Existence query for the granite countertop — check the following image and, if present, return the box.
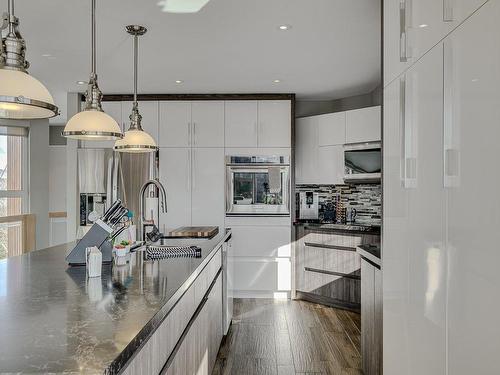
[0,230,231,374]
[356,243,381,267]
[294,221,381,234]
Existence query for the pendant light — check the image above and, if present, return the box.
[114,25,157,153]
[0,0,58,119]
[62,0,122,141]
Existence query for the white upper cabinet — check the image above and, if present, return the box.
[121,101,159,143]
[318,145,344,185]
[446,0,488,30]
[257,100,291,147]
[191,101,224,147]
[159,101,191,147]
[224,101,258,147]
[346,106,381,144]
[295,116,319,185]
[318,112,346,146]
[225,100,291,148]
[191,148,225,230]
[159,147,192,230]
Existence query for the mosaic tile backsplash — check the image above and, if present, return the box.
[296,184,382,226]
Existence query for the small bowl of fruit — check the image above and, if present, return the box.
[114,240,131,257]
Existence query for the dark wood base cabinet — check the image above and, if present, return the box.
[294,225,379,312]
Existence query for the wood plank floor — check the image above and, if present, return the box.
[212,298,362,375]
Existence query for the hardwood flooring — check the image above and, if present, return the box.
[212,298,362,375]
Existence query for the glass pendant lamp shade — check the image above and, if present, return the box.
[63,109,123,140]
[62,0,122,141]
[114,129,157,153]
[0,0,58,119]
[114,25,157,153]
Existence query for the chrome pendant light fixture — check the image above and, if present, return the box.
[62,0,122,140]
[0,0,58,119]
[114,25,157,153]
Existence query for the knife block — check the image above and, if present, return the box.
[66,220,114,266]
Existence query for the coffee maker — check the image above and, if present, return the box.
[299,191,319,220]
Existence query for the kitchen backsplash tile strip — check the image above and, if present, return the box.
[296,184,382,226]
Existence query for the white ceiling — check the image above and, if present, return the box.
[4,0,381,122]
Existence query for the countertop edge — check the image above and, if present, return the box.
[356,245,381,268]
[109,230,232,375]
[294,222,381,235]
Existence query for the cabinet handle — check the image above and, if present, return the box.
[400,0,412,62]
[187,148,191,192]
[443,0,454,22]
[443,41,459,187]
[399,76,407,186]
[192,148,196,190]
[255,122,259,146]
[193,122,197,146]
[188,122,191,146]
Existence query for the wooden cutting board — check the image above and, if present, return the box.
[168,226,219,238]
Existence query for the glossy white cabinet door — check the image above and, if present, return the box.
[446,0,488,28]
[345,106,381,143]
[230,225,291,258]
[295,116,319,184]
[318,112,346,146]
[257,100,291,147]
[445,2,500,374]
[382,75,411,375]
[318,145,344,185]
[121,101,159,143]
[158,148,192,231]
[224,101,258,147]
[384,0,411,87]
[406,44,447,375]
[191,101,224,147]
[191,148,225,231]
[159,101,191,147]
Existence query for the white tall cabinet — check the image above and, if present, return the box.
[383,1,500,374]
[158,101,225,232]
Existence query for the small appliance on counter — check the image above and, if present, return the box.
[298,191,319,220]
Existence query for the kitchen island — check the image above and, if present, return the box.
[0,230,231,374]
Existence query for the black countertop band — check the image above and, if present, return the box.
[294,222,381,235]
[0,230,231,374]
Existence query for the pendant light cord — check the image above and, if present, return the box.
[91,0,96,77]
[7,0,14,34]
[133,33,138,107]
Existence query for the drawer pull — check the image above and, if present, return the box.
[304,242,357,252]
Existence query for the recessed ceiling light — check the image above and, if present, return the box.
[175,80,183,84]
[419,24,428,28]
[76,81,87,85]
[273,79,281,83]
[278,25,291,31]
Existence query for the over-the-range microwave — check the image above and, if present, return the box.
[344,141,381,183]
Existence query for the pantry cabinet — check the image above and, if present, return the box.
[225,100,291,148]
[295,116,319,184]
[383,1,500,374]
[159,101,191,147]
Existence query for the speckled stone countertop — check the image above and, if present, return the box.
[0,230,231,374]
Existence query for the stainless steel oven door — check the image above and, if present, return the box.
[226,164,290,216]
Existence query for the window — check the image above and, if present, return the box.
[0,126,29,260]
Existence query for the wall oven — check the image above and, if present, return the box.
[344,142,381,183]
[226,155,290,216]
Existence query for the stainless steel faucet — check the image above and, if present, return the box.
[139,178,167,241]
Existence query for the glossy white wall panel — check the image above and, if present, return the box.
[446,2,500,373]
[232,258,291,294]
